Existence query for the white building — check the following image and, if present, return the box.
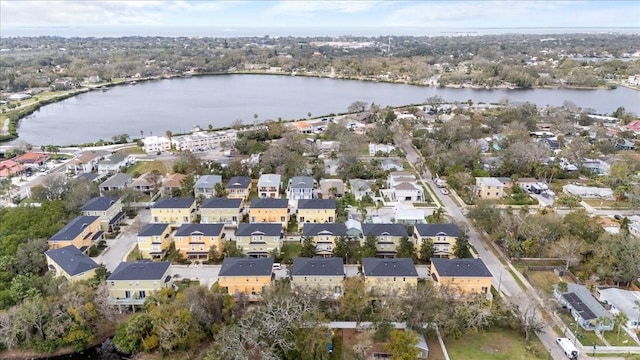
[387,171,423,202]
[562,184,614,199]
[142,136,172,153]
[170,130,237,153]
[369,143,396,156]
[598,288,640,329]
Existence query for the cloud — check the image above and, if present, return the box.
[266,0,385,16]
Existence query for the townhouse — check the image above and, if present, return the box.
[174,223,225,260]
[413,224,461,258]
[218,257,274,298]
[257,174,282,198]
[249,198,289,227]
[296,199,336,231]
[137,223,172,259]
[290,257,345,298]
[99,173,133,195]
[97,152,131,175]
[302,223,347,257]
[48,215,103,252]
[45,245,98,282]
[150,198,197,227]
[200,197,243,225]
[362,258,418,296]
[225,176,252,200]
[79,196,124,232]
[430,258,493,300]
[193,175,223,199]
[107,261,172,308]
[287,176,316,201]
[362,223,408,258]
[474,177,505,200]
[235,223,283,258]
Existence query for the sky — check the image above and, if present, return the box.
[1,0,639,37]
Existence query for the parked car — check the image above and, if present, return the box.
[440,188,450,195]
[614,214,622,220]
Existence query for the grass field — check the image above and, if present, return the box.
[526,271,561,296]
[557,312,604,346]
[445,328,548,360]
[125,160,171,176]
[603,328,639,347]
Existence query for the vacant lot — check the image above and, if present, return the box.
[445,328,548,360]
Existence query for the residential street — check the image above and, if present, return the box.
[95,209,150,272]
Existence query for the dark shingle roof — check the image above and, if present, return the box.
[138,223,171,237]
[250,198,288,209]
[108,261,171,281]
[431,258,492,278]
[362,223,408,237]
[362,258,418,277]
[80,196,120,212]
[298,199,336,210]
[291,258,345,276]
[201,197,243,209]
[236,223,282,237]
[152,197,195,209]
[415,224,461,237]
[225,176,251,189]
[46,245,97,276]
[50,216,100,241]
[302,223,346,237]
[219,257,273,277]
[175,223,224,237]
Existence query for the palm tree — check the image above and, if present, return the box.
[597,316,612,333]
[614,312,629,340]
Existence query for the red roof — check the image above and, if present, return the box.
[14,152,49,164]
[624,120,640,132]
[0,159,25,177]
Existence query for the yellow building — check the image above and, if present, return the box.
[218,257,273,299]
[137,223,172,259]
[174,223,225,260]
[296,199,336,231]
[430,258,493,299]
[301,223,346,257]
[80,196,125,232]
[362,258,418,296]
[413,224,461,258]
[475,177,505,200]
[48,215,103,252]
[225,176,252,200]
[107,261,172,308]
[45,245,98,282]
[235,223,283,258]
[200,198,243,225]
[290,257,345,299]
[249,198,289,227]
[150,197,197,227]
[362,224,408,258]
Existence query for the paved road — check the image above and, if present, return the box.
[95,209,150,272]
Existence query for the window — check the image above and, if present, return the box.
[280,216,286,222]
[139,291,146,298]
[125,290,131,299]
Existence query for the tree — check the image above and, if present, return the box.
[614,312,628,340]
[300,236,317,258]
[384,329,419,360]
[427,207,446,223]
[513,296,545,341]
[467,200,501,234]
[551,236,582,270]
[339,277,369,326]
[597,316,613,333]
[348,101,368,113]
[179,174,195,197]
[92,264,111,284]
[419,238,435,263]
[213,182,227,198]
[332,236,352,263]
[453,228,472,258]
[361,235,378,258]
[14,238,48,275]
[396,237,416,261]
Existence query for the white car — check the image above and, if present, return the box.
[440,188,450,195]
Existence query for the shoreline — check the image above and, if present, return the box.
[0,71,636,146]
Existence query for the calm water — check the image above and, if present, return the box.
[13,74,640,146]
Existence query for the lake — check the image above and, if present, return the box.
[12,74,640,146]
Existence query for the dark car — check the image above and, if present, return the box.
[614,214,622,221]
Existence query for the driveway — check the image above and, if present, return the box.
[95,209,150,272]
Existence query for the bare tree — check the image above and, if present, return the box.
[551,236,583,270]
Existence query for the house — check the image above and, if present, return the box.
[287,176,317,201]
[554,283,613,331]
[235,223,283,258]
[79,196,124,232]
[430,258,493,300]
[368,143,395,156]
[290,258,345,298]
[193,175,223,199]
[200,197,243,225]
[598,288,640,329]
[48,215,103,252]
[615,139,636,151]
[107,261,172,307]
[162,173,186,196]
[257,174,282,198]
[66,151,101,174]
[349,179,375,200]
[381,158,403,172]
[218,257,273,298]
[14,152,49,167]
[0,159,25,179]
[99,173,133,195]
[77,172,101,183]
[562,184,614,199]
[225,176,252,200]
[318,179,345,199]
[362,223,408,258]
[296,199,337,231]
[362,258,418,296]
[137,223,172,259]
[249,198,289,227]
[45,245,98,282]
[345,218,364,241]
[475,177,505,200]
[174,223,225,260]
[387,172,423,201]
[141,135,172,153]
[150,197,197,226]
[302,223,347,257]
[414,224,461,258]
[97,152,130,175]
[582,159,611,176]
[131,172,160,193]
[623,120,640,135]
[291,121,314,134]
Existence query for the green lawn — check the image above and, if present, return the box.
[557,312,604,346]
[125,160,170,176]
[508,268,528,291]
[445,328,548,360]
[603,329,639,347]
[526,271,561,296]
[280,242,301,264]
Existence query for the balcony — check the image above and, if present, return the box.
[108,297,146,305]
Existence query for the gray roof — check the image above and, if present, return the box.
[236,223,283,237]
[362,258,418,277]
[50,215,100,241]
[200,197,243,209]
[46,245,98,276]
[415,224,461,237]
[258,174,281,187]
[100,173,132,188]
[175,223,224,237]
[194,175,222,189]
[152,197,195,209]
[138,223,171,237]
[250,198,288,209]
[559,283,611,321]
[289,176,315,189]
[219,257,273,277]
[99,152,127,165]
[298,199,336,210]
[225,176,251,189]
[431,258,492,278]
[291,258,345,276]
[362,223,408,237]
[77,173,101,182]
[80,196,120,212]
[108,261,171,281]
[302,223,346,237]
